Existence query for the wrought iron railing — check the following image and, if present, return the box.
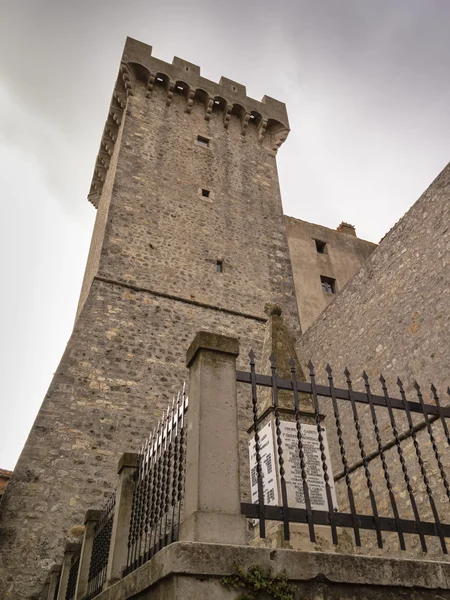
[239,351,450,554]
[85,493,116,600]
[123,386,188,576]
[65,543,82,600]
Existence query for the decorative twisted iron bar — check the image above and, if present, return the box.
[124,385,188,576]
[239,353,450,554]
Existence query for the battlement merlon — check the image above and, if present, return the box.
[88,37,290,207]
[122,37,290,127]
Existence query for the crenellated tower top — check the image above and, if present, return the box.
[88,37,290,207]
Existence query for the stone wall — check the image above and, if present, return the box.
[285,217,376,331]
[0,38,299,599]
[90,541,450,600]
[297,161,450,401]
[296,162,450,558]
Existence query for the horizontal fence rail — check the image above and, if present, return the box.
[239,350,450,555]
[85,493,116,600]
[124,386,188,576]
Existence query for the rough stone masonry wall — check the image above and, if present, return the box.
[296,161,450,558]
[0,39,299,599]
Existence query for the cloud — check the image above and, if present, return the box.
[1,0,450,468]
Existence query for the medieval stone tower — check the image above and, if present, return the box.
[0,37,301,598]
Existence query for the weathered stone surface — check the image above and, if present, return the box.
[0,38,299,599]
[285,216,377,332]
[90,541,450,600]
[297,162,450,560]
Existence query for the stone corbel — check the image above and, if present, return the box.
[146,74,156,97]
[120,64,134,97]
[205,98,214,121]
[185,89,195,114]
[223,104,232,129]
[101,138,114,156]
[105,120,119,142]
[258,118,268,141]
[272,128,289,151]
[95,165,107,183]
[166,81,175,107]
[109,107,122,127]
[241,112,250,136]
[98,151,111,170]
[113,90,126,109]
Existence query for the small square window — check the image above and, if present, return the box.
[201,189,210,198]
[216,260,223,273]
[320,276,336,294]
[197,135,209,148]
[315,239,327,254]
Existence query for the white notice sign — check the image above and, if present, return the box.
[248,419,338,512]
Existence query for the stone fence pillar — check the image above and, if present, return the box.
[74,509,101,600]
[46,565,61,600]
[56,542,78,600]
[179,331,246,545]
[106,452,139,587]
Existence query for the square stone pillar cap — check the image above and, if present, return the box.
[64,541,80,553]
[118,452,140,473]
[84,509,103,524]
[51,565,62,573]
[186,331,239,367]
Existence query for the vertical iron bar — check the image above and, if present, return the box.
[414,381,450,503]
[270,353,290,541]
[397,378,447,554]
[170,393,180,544]
[345,367,383,548]
[158,410,169,549]
[163,401,175,548]
[151,420,163,557]
[176,386,187,542]
[290,358,315,543]
[363,371,406,551]
[307,360,338,545]
[141,432,153,563]
[326,363,360,546]
[380,374,426,552]
[432,384,450,446]
[249,349,266,538]
[137,436,149,566]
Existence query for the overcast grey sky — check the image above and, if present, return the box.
[1,0,450,470]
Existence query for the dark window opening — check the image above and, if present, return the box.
[185,66,189,71]
[315,239,327,254]
[197,135,209,148]
[216,260,223,273]
[201,189,210,198]
[321,276,336,294]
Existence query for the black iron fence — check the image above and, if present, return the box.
[85,493,116,600]
[65,543,82,600]
[123,386,188,576]
[239,351,450,554]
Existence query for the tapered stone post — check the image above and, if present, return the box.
[46,565,61,600]
[179,331,246,545]
[74,509,101,599]
[56,543,78,600]
[105,452,139,587]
